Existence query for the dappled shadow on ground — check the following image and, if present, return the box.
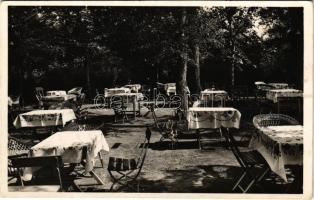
[73,164,301,194]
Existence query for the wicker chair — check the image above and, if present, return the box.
[8,137,31,184]
[253,114,299,130]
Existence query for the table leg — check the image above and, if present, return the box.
[98,152,105,168]
[196,129,201,150]
[298,98,301,122]
[133,98,136,119]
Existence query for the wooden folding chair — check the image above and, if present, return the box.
[221,127,270,193]
[107,128,151,191]
[9,156,64,192]
[149,105,178,149]
[111,100,128,123]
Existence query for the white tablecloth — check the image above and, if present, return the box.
[200,90,228,101]
[249,125,303,182]
[125,84,141,93]
[268,83,289,89]
[107,87,131,95]
[46,90,67,96]
[108,92,144,100]
[23,131,110,180]
[41,94,77,102]
[13,109,76,128]
[254,81,266,86]
[266,89,303,103]
[187,107,241,129]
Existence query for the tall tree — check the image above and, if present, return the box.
[177,8,189,112]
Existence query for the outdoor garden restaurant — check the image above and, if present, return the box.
[8,82,303,193]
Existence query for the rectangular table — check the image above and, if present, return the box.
[13,109,76,128]
[187,107,241,149]
[200,90,228,107]
[266,89,303,103]
[249,125,303,182]
[108,93,144,119]
[106,87,131,96]
[42,94,77,102]
[124,84,141,93]
[187,107,241,129]
[268,83,289,89]
[266,89,303,120]
[23,130,110,181]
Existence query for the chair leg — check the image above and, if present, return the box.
[232,171,247,191]
[233,167,270,193]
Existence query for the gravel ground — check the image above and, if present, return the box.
[8,107,302,193]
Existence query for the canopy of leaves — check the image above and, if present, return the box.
[8,6,303,101]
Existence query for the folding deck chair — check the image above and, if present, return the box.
[107,128,151,191]
[221,127,270,193]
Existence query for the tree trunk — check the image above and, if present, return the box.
[194,44,202,94]
[177,8,188,113]
[85,59,91,98]
[112,66,118,86]
[227,13,235,88]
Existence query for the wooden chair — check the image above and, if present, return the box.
[68,87,83,95]
[9,95,22,111]
[148,105,178,149]
[221,127,270,193]
[34,87,44,108]
[9,156,64,192]
[253,114,299,130]
[106,128,151,191]
[111,99,128,123]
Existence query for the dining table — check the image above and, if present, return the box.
[266,89,303,120]
[106,87,131,96]
[41,90,77,108]
[22,130,110,182]
[268,83,289,89]
[109,93,144,119]
[249,125,303,182]
[124,84,141,93]
[200,90,228,107]
[13,109,76,129]
[187,107,241,149]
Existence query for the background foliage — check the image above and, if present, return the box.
[8,6,303,102]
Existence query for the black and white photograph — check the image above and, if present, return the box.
[1,1,313,199]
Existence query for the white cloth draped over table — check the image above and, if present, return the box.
[249,125,303,182]
[23,131,110,181]
[268,83,289,89]
[266,89,303,103]
[42,90,77,102]
[187,107,241,130]
[46,90,67,96]
[106,87,131,96]
[124,84,141,93]
[13,109,76,128]
[200,90,228,101]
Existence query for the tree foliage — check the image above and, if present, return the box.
[8,6,303,102]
